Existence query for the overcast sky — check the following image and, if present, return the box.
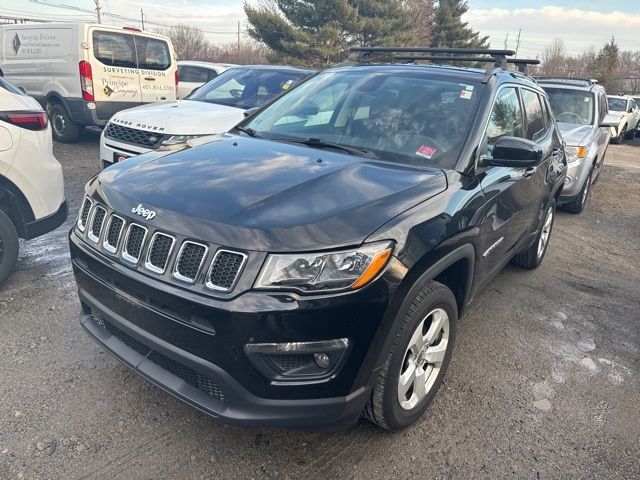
[2,1,639,58]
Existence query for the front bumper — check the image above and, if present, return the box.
[70,232,402,430]
[559,156,590,201]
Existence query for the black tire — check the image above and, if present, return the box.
[562,168,592,214]
[0,209,19,285]
[511,199,556,269]
[50,103,80,143]
[362,281,457,431]
[612,125,626,144]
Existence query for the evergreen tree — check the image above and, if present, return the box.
[591,36,620,88]
[244,0,412,67]
[430,0,489,49]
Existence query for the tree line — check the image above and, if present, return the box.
[158,0,640,94]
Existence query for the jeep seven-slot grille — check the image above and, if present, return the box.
[105,123,169,148]
[90,310,226,403]
[77,198,246,292]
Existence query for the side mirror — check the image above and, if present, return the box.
[600,113,621,128]
[479,136,543,168]
[18,86,27,94]
[243,107,259,118]
[293,102,319,116]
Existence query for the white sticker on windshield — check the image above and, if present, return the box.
[460,90,473,100]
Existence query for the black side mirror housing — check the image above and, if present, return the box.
[479,136,543,168]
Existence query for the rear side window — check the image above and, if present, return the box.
[521,89,546,141]
[180,66,211,83]
[93,31,171,70]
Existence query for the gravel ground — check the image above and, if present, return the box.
[0,131,638,480]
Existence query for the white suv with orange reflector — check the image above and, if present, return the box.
[0,76,67,284]
[0,22,177,143]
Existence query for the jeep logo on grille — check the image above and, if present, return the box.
[132,204,157,221]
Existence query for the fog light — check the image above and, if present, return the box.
[314,353,330,368]
[564,175,574,188]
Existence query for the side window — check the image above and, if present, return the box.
[208,70,219,82]
[630,99,637,111]
[136,38,171,71]
[486,87,523,145]
[598,92,607,122]
[521,89,546,141]
[180,66,209,83]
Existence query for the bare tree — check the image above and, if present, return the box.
[539,38,569,77]
[155,24,212,61]
[211,41,271,65]
[406,0,435,47]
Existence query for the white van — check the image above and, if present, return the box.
[0,23,177,143]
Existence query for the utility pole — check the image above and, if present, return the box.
[140,9,145,30]
[504,33,509,50]
[93,0,101,24]
[515,29,522,58]
[237,21,240,59]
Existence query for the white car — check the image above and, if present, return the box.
[607,95,640,143]
[177,60,237,99]
[0,76,67,284]
[99,65,316,169]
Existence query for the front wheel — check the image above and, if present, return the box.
[562,168,592,214]
[612,125,626,144]
[362,281,457,431]
[0,209,19,285]
[50,103,80,143]
[511,199,556,269]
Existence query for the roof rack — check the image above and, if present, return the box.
[535,77,599,87]
[350,47,540,72]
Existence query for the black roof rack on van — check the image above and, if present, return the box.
[535,77,599,87]
[350,47,539,73]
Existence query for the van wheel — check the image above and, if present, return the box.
[50,103,80,143]
[0,210,19,285]
[362,281,457,431]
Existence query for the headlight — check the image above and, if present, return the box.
[160,135,202,146]
[564,146,586,163]
[255,242,394,292]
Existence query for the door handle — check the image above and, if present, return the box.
[144,77,156,81]
[524,166,538,177]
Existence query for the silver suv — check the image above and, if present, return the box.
[538,78,617,214]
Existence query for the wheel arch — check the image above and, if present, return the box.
[0,177,36,239]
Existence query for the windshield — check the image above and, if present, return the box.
[544,88,595,125]
[607,97,627,112]
[243,69,482,168]
[187,67,312,109]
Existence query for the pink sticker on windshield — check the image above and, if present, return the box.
[416,145,437,159]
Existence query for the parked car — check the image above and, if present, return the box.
[0,22,177,143]
[70,48,566,431]
[607,95,640,143]
[0,76,67,284]
[538,78,618,213]
[177,60,237,99]
[99,65,317,169]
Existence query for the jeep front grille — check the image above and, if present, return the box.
[105,123,169,148]
[206,250,247,292]
[145,232,175,274]
[77,198,247,293]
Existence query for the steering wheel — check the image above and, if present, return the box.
[556,112,583,124]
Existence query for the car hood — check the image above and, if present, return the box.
[94,135,447,251]
[108,101,246,135]
[556,123,594,146]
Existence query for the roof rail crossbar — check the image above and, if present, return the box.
[394,55,540,73]
[508,59,541,74]
[535,77,599,86]
[351,47,515,67]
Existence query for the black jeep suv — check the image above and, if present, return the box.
[69,48,566,431]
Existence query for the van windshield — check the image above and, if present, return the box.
[93,31,171,70]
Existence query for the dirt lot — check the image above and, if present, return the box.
[0,133,638,480]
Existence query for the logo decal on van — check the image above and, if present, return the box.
[11,34,21,56]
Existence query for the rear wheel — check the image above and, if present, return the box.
[511,200,555,269]
[0,210,19,285]
[563,168,592,214]
[50,103,80,143]
[362,281,457,431]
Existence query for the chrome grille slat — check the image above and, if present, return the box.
[145,232,175,274]
[78,197,93,232]
[206,250,247,292]
[122,223,148,264]
[87,205,107,243]
[103,215,125,254]
[174,241,208,283]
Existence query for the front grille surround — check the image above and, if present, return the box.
[103,214,125,254]
[173,241,208,284]
[122,223,148,265]
[77,197,93,232]
[87,205,107,244]
[144,232,176,274]
[205,250,247,292]
[105,122,170,149]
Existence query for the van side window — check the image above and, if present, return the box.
[93,32,136,68]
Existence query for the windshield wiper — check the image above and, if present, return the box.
[286,137,371,157]
[235,126,262,138]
